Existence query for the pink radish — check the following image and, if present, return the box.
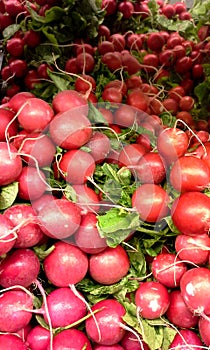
[0,214,16,255]
[17,166,47,201]
[120,330,150,350]
[0,333,28,349]
[71,184,100,214]
[198,315,210,346]
[26,325,50,350]
[0,108,18,141]
[52,89,88,114]
[175,233,210,265]
[48,329,92,350]
[84,131,111,164]
[169,329,203,350]
[0,142,22,186]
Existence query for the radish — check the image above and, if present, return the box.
[132,184,170,223]
[4,203,44,248]
[49,107,92,150]
[135,281,170,319]
[59,149,96,185]
[48,329,92,350]
[102,87,123,103]
[42,287,86,328]
[0,333,28,350]
[85,299,126,345]
[0,214,16,255]
[17,98,54,132]
[118,1,134,19]
[198,316,210,346]
[43,241,88,286]
[175,233,210,266]
[38,198,81,239]
[94,345,124,350]
[109,33,126,52]
[0,108,18,141]
[17,166,47,201]
[171,192,210,236]
[76,52,95,74]
[101,52,122,72]
[151,252,187,288]
[135,152,167,184]
[120,330,150,350]
[121,52,141,75]
[0,142,22,186]
[70,184,100,214]
[52,89,88,114]
[8,91,35,113]
[0,290,33,333]
[126,89,148,112]
[24,29,41,48]
[89,245,130,285]
[114,104,138,128]
[166,289,199,329]
[146,32,165,52]
[169,329,203,350]
[84,131,111,164]
[118,143,148,168]
[75,74,96,93]
[0,248,40,288]
[98,41,115,55]
[169,155,210,192]
[180,267,210,315]
[26,325,50,350]
[75,212,107,254]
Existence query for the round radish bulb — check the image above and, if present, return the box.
[8,91,35,113]
[132,184,170,223]
[180,267,210,315]
[49,107,92,150]
[157,127,189,164]
[75,74,96,93]
[0,290,33,333]
[86,299,126,345]
[126,89,148,112]
[84,131,111,163]
[151,253,187,288]
[146,32,165,52]
[102,87,123,103]
[43,241,88,286]
[0,108,18,142]
[101,52,122,73]
[42,287,86,328]
[121,52,142,75]
[94,345,124,350]
[48,329,92,350]
[0,333,28,350]
[0,248,40,288]
[76,52,95,73]
[120,330,150,350]
[59,149,96,185]
[38,198,81,240]
[52,89,88,114]
[17,166,47,201]
[70,184,100,214]
[17,98,54,132]
[135,281,170,319]
[4,204,44,248]
[199,316,210,346]
[118,1,134,18]
[74,212,107,254]
[89,245,130,285]
[136,152,167,184]
[114,104,138,128]
[169,329,203,350]
[171,192,210,236]
[118,143,148,168]
[175,233,210,266]
[166,289,199,328]
[0,142,22,186]
[26,325,50,350]
[0,214,16,255]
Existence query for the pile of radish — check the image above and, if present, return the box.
[0,0,210,349]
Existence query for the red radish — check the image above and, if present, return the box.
[37,63,53,79]
[71,184,100,214]
[84,131,111,164]
[175,233,210,266]
[175,56,193,74]
[118,143,148,168]
[89,245,130,285]
[126,34,142,51]
[118,1,134,18]
[0,334,28,349]
[161,4,175,18]
[169,155,210,192]
[0,214,16,255]
[125,75,142,90]
[142,53,159,73]
[98,107,114,124]
[59,149,96,184]
[173,1,186,14]
[32,194,56,213]
[26,325,50,350]
[0,248,40,288]
[0,13,13,31]
[132,184,170,223]
[151,252,187,288]
[135,281,170,319]
[94,345,124,350]
[17,98,54,132]
[176,111,194,127]
[98,25,110,39]
[4,0,25,17]
[42,287,86,328]
[166,289,199,328]
[180,267,210,315]
[4,204,44,248]
[9,59,28,78]
[171,192,210,236]
[102,87,123,103]
[157,127,189,164]
[52,89,88,114]
[167,86,185,103]
[0,108,18,142]
[0,142,22,186]
[121,52,141,75]
[136,152,166,184]
[101,0,117,15]
[199,316,210,346]
[38,198,81,239]
[126,89,148,112]
[159,49,175,67]
[104,80,127,96]
[76,52,95,73]
[19,132,56,167]
[49,107,92,150]
[120,330,150,350]
[6,37,25,57]
[8,91,35,112]
[75,74,96,93]
[17,166,47,201]
[162,98,179,115]
[24,29,41,48]
[86,299,126,345]
[0,290,33,332]
[76,43,95,56]
[48,329,92,350]
[146,32,165,52]
[109,34,126,52]
[98,41,115,55]
[74,212,107,254]
[114,104,138,128]
[102,52,122,72]
[179,95,194,111]
[43,241,88,286]
[169,329,203,350]
[65,57,79,74]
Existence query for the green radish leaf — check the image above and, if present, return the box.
[125,237,147,279]
[47,70,71,91]
[2,24,20,40]
[33,244,55,260]
[88,102,109,125]
[0,182,19,210]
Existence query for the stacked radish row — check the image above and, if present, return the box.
[0,85,210,349]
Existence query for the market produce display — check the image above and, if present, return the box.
[0,0,210,349]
